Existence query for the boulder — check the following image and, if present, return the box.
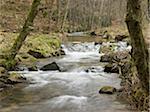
[40,62,60,71]
[115,35,128,42]
[99,86,117,94]
[28,49,45,58]
[104,63,119,73]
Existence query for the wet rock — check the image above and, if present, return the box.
[100,54,113,62]
[28,49,45,58]
[28,65,38,71]
[60,49,66,55]
[85,67,103,73]
[85,67,95,73]
[115,35,128,42]
[99,86,117,94]
[40,62,60,71]
[7,72,27,84]
[51,49,65,57]
[104,63,119,73]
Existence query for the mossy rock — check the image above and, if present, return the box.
[0,67,6,74]
[23,34,61,58]
[2,59,17,70]
[7,72,26,84]
[16,53,37,63]
[99,86,117,94]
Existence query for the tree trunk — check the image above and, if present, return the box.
[148,0,150,18]
[60,0,70,32]
[126,0,149,93]
[8,0,41,60]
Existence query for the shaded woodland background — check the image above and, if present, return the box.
[0,0,149,33]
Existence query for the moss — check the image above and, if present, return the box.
[22,34,61,57]
[99,86,117,94]
[15,53,37,66]
[0,31,61,57]
[2,59,17,70]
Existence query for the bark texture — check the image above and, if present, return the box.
[126,0,149,93]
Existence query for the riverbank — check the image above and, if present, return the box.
[0,31,66,91]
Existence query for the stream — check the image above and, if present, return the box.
[0,42,132,112]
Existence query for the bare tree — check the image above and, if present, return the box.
[126,0,149,93]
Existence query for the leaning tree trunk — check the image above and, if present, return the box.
[126,0,149,93]
[60,0,70,32]
[8,0,41,60]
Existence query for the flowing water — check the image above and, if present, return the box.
[0,42,132,112]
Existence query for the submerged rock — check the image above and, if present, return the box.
[99,86,117,94]
[40,62,60,71]
[104,63,119,73]
[85,67,103,73]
